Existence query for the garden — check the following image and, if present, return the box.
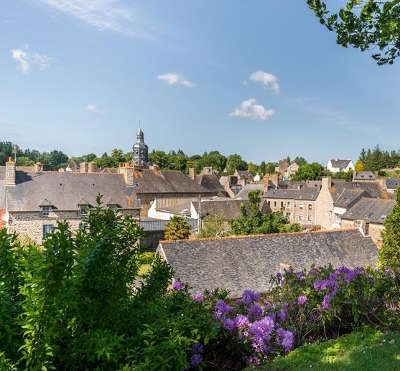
[0,196,399,370]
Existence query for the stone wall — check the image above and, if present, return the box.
[8,209,139,244]
[264,198,316,226]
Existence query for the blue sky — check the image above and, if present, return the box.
[1,0,400,164]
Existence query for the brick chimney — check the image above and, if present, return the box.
[88,161,97,173]
[188,167,196,180]
[34,162,43,172]
[5,157,16,186]
[80,162,88,173]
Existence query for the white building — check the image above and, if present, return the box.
[327,159,354,174]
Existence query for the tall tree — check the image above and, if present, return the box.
[225,154,247,175]
[307,0,400,65]
[378,190,400,269]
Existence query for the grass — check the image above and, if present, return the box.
[264,327,400,371]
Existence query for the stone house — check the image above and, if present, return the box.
[158,229,377,298]
[385,178,400,195]
[341,197,395,247]
[188,167,227,197]
[275,159,299,180]
[327,159,354,173]
[0,158,141,244]
[234,169,253,185]
[263,186,320,227]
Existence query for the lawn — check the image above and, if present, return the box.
[264,327,400,371]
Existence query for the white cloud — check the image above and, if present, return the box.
[230,98,275,121]
[35,0,158,39]
[11,47,30,74]
[86,104,103,114]
[11,45,52,74]
[157,73,194,88]
[249,70,280,94]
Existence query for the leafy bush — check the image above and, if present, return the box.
[164,216,191,240]
[198,213,229,238]
[230,190,301,235]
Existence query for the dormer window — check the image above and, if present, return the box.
[39,199,54,218]
[77,198,92,218]
[40,206,51,218]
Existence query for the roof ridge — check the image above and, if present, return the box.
[160,228,359,244]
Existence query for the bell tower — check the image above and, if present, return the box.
[132,128,149,168]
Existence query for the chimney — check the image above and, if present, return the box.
[321,176,332,190]
[119,164,134,186]
[34,162,43,173]
[271,173,279,189]
[88,161,97,173]
[80,162,88,173]
[263,174,270,190]
[5,157,16,186]
[189,167,196,180]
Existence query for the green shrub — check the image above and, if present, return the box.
[164,216,191,240]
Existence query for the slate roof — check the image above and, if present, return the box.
[234,183,265,199]
[159,230,378,298]
[192,199,249,220]
[331,180,383,199]
[386,178,400,190]
[0,169,140,212]
[132,169,216,195]
[264,187,320,201]
[196,174,225,195]
[236,170,252,179]
[330,159,352,169]
[156,198,192,217]
[341,197,395,224]
[353,171,377,181]
[333,188,367,208]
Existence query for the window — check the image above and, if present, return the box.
[308,204,312,210]
[42,224,54,240]
[299,204,304,210]
[298,215,303,221]
[308,215,312,221]
[286,212,291,219]
[40,206,51,218]
[267,201,270,206]
[274,201,277,207]
[287,201,290,207]
[77,205,90,218]
[281,201,284,208]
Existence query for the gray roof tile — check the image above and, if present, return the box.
[342,197,395,224]
[160,230,377,298]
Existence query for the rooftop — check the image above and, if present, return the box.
[159,229,377,298]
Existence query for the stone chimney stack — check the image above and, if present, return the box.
[263,174,270,190]
[5,157,16,186]
[270,173,279,189]
[88,162,97,173]
[322,176,332,190]
[188,167,196,180]
[34,162,43,173]
[119,163,135,186]
[80,162,88,173]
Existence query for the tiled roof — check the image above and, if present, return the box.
[159,230,377,298]
[386,178,400,190]
[264,187,320,201]
[341,197,395,224]
[353,171,376,181]
[330,159,351,169]
[235,183,264,199]
[0,169,140,212]
[192,198,249,219]
[333,188,367,208]
[196,174,225,194]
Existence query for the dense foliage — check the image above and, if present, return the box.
[359,145,400,171]
[229,191,302,235]
[164,216,191,240]
[307,0,400,65]
[198,213,229,238]
[292,162,325,181]
[0,141,68,170]
[379,190,400,270]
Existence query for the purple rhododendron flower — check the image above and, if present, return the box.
[235,314,249,329]
[190,353,202,367]
[277,328,295,352]
[191,343,204,354]
[296,271,304,281]
[214,300,232,319]
[193,293,204,303]
[248,303,263,321]
[249,315,275,343]
[322,294,331,310]
[242,290,260,305]
[279,303,288,322]
[297,295,307,306]
[223,318,236,332]
[172,280,184,291]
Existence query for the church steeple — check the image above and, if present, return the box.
[132,128,148,167]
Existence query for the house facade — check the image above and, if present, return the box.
[327,159,355,174]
